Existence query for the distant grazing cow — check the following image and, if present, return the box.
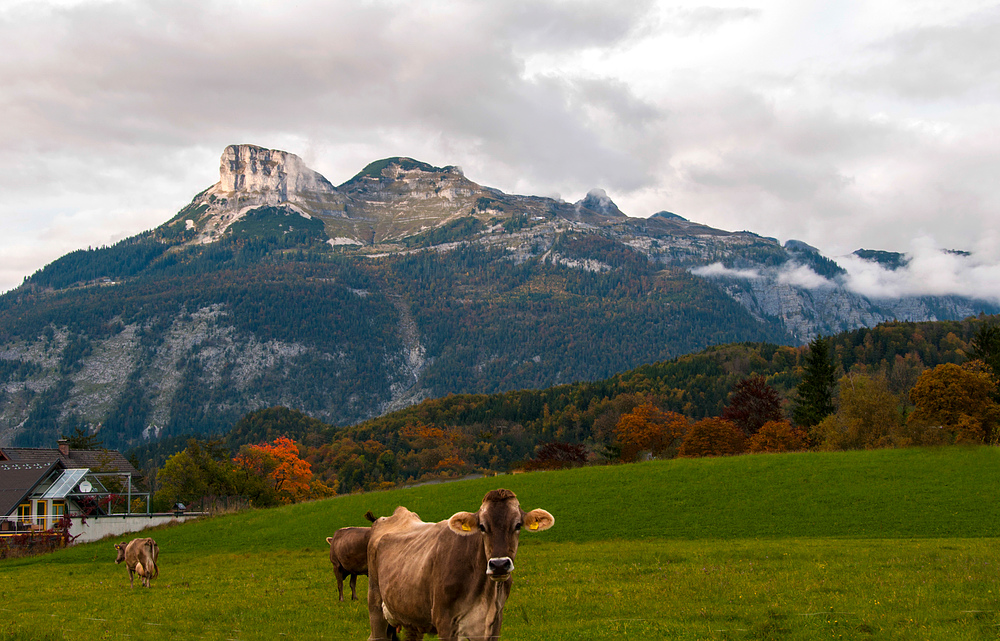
[366,489,554,641]
[114,537,159,588]
[327,511,376,601]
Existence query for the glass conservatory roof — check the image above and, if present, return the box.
[40,468,89,499]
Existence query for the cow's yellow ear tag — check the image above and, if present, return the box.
[462,523,472,532]
[529,522,539,530]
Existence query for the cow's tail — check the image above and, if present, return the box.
[364,510,376,523]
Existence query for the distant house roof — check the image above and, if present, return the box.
[0,460,60,517]
[0,445,139,477]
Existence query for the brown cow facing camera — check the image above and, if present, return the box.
[366,489,554,641]
[326,510,376,601]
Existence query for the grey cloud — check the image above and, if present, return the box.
[0,0,670,292]
[690,263,760,280]
[690,261,836,291]
[847,8,1000,101]
[663,6,762,35]
[841,239,1000,303]
[652,73,1000,259]
[494,0,658,52]
[2,0,999,301]
[0,0,662,192]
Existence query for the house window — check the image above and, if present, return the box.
[52,501,65,518]
[17,503,30,525]
[36,501,47,527]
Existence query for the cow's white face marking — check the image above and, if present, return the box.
[486,556,514,581]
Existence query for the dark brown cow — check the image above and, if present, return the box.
[366,489,554,641]
[114,537,159,588]
[327,511,376,601]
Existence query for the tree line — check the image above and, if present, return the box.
[142,316,999,508]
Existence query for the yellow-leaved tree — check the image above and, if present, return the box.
[811,373,903,450]
[908,361,1000,444]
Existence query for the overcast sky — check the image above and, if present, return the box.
[2,0,999,300]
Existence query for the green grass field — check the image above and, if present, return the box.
[4,447,1000,639]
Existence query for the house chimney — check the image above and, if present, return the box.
[58,439,70,457]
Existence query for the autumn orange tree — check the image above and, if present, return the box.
[908,361,1000,444]
[234,436,329,504]
[677,417,746,458]
[614,402,688,462]
[748,420,809,453]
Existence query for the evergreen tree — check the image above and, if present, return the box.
[968,322,1000,386]
[792,336,837,427]
[62,424,103,450]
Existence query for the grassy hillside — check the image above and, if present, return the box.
[4,447,1000,639]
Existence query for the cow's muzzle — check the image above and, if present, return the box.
[487,557,514,580]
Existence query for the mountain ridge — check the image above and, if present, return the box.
[1,144,996,452]
[164,144,746,248]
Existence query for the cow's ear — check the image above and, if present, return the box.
[448,511,480,536]
[522,509,554,533]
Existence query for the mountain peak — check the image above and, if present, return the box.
[651,210,687,221]
[217,144,335,199]
[162,145,344,244]
[784,239,821,254]
[340,157,464,188]
[576,188,624,218]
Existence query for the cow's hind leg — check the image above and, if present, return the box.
[349,573,358,600]
[334,566,346,601]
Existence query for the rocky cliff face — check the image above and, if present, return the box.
[168,144,347,243]
[217,144,335,198]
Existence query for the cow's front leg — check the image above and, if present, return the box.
[367,578,393,640]
[432,612,461,641]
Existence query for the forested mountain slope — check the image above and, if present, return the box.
[125,313,997,491]
[1,145,995,451]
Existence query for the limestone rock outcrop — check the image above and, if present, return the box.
[216,144,336,200]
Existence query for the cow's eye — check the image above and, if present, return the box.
[514,522,522,531]
[478,524,487,533]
